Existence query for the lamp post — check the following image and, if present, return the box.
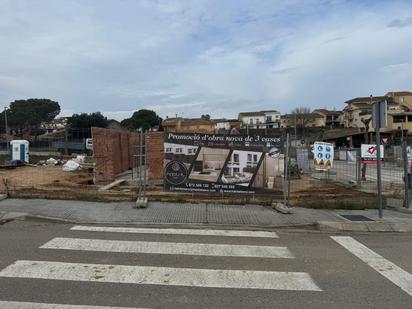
[4,107,9,152]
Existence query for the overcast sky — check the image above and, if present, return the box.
[0,0,411,120]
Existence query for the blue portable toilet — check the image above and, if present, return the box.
[10,140,30,162]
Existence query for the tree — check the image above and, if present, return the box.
[290,107,313,130]
[5,98,60,132]
[121,109,162,131]
[68,112,109,129]
[201,114,211,120]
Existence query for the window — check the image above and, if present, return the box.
[249,119,253,124]
[256,118,260,124]
[165,147,172,153]
[393,116,405,123]
[233,167,240,173]
[233,153,239,163]
[266,116,272,122]
[188,148,196,154]
[253,154,258,162]
[408,115,412,122]
[175,148,183,153]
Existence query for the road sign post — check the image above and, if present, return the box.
[372,100,387,219]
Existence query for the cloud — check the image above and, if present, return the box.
[387,17,412,28]
[0,0,411,120]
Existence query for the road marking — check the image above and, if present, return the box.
[0,301,148,309]
[331,236,412,296]
[0,260,322,291]
[71,226,279,238]
[41,237,293,259]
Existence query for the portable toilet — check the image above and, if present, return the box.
[9,140,30,162]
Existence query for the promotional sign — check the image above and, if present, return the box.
[313,142,334,171]
[164,133,283,194]
[296,148,310,172]
[361,144,384,164]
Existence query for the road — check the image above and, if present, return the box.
[0,220,411,308]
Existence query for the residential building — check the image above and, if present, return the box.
[213,119,241,134]
[280,113,324,128]
[341,93,411,130]
[312,109,343,128]
[238,110,281,129]
[162,117,215,133]
[386,91,412,109]
[106,119,122,130]
[40,117,69,133]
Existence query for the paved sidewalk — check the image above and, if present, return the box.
[0,198,411,230]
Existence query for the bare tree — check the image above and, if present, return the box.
[290,107,313,137]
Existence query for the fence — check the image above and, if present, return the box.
[0,129,411,208]
[288,136,409,208]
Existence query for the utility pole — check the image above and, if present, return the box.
[4,107,9,152]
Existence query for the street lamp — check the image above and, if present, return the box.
[4,107,9,152]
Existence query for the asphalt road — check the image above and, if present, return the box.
[0,220,411,309]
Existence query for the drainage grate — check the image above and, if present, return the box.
[340,214,374,222]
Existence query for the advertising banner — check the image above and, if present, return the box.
[313,142,334,171]
[361,144,384,164]
[164,132,283,194]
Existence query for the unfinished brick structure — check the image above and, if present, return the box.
[92,127,164,183]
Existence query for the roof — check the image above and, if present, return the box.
[345,96,389,104]
[260,110,280,113]
[281,113,323,119]
[238,111,265,117]
[162,118,214,126]
[386,91,412,96]
[313,109,342,116]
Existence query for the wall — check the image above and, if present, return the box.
[146,131,165,180]
[92,128,165,183]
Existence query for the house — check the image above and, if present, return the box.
[386,91,412,109]
[280,113,324,128]
[162,117,215,133]
[40,117,69,133]
[213,119,241,134]
[238,110,281,129]
[341,94,411,131]
[312,109,343,128]
[106,119,122,130]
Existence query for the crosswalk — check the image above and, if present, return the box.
[0,225,322,307]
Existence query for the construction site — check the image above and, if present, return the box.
[2,126,405,209]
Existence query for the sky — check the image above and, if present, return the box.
[0,0,411,121]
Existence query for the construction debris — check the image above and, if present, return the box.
[98,179,126,191]
[62,160,80,172]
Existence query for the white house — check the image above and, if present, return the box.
[238,110,281,129]
[226,150,262,176]
[164,143,198,156]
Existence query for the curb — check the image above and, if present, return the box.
[0,194,7,202]
[9,213,317,230]
[317,221,412,232]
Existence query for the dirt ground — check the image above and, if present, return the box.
[0,166,378,205]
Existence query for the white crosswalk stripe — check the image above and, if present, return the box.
[0,225,322,307]
[331,236,412,297]
[0,301,149,309]
[40,237,294,258]
[70,225,279,238]
[0,260,322,291]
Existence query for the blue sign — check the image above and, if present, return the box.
[317,145,323,152]
[325,153,331,160]
[317,153,323,159]
[326,146,331,152]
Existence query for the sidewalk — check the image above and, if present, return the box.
[0,198,411,231]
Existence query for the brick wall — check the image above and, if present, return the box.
[147,131,165,180]
[92,127,165,183]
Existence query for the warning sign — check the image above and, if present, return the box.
[361,144,384,164]
[313,142,334,171]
